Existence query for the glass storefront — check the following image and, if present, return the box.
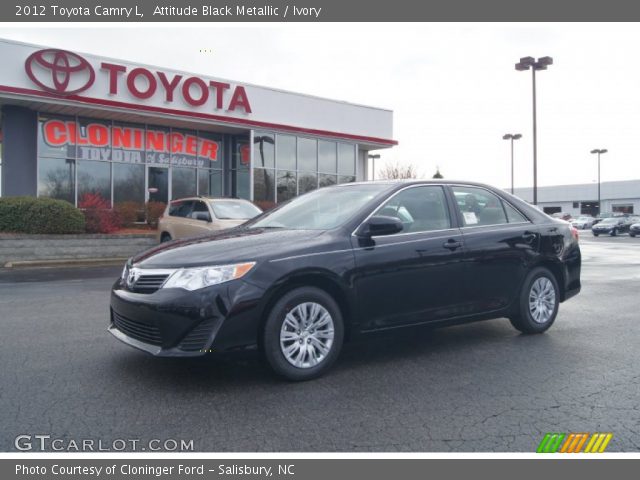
[36,114,225,209]
[252,130,357,204]
[35,115,359,210]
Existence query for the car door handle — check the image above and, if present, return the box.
[443,239,462,250]
[522,232,537,243]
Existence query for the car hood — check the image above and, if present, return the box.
[132,227,329,268]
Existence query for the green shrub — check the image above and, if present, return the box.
[0,196,85,234]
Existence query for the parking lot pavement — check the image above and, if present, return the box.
[1,238,639,453]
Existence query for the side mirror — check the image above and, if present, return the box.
[194,212,211,222]
[357,215,403,237]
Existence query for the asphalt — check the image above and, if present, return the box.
[1,234,639,452]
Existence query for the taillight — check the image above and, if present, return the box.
[570,226,579,242]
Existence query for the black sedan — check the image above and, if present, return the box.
[110,181,581,380]
[591,217,630,236]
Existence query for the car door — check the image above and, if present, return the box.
[450,185,539,315]
[351,185,467,330]
[166,200,194,239]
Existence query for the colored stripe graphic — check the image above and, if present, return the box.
[537,433,613,453]
[584,433,613,453]
[559,433,589,453]
[537,433,565,453]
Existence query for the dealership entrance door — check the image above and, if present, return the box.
[147,166,169,204]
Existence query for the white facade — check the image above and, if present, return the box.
[513,179,640,216]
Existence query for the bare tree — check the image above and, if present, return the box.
[378,161,419,180]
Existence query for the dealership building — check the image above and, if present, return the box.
[513,180,640,216]
[0,38,395,208]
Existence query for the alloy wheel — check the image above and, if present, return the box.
[528,277,556,324]
[279,302,335,369]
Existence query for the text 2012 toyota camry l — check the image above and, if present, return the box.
[109,181,581,380]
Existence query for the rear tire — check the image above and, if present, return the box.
[262,287,344,381]
[631,233,636,238]
[610,228,617,237]
[509,267,560,334]
[593,233,599,237]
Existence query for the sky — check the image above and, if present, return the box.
[1,23,639,189]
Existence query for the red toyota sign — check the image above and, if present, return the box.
[24,48,252,114]
[25,49,95,95]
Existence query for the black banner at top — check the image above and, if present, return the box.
[4,0,640,22]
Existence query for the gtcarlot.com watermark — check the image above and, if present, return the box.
[14,435,194,452]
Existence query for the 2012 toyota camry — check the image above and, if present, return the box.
[109,181,581,380]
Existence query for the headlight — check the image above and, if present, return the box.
[121,263,129,281]
[162,262,256,291]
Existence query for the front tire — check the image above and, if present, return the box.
[262,287,344,381]
[509,267,560,334]
[610,228,618,237]
[593,232,599,237]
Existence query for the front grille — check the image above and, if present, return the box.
[129,274,170,293]
[178,318,216,351]
[112,310,163,346]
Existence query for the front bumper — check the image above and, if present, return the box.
[109,279,265,357]
[592,227,614,234]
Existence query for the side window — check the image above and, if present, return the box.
[503,201,528,223]
[453,186,508,227]
[190,201,211,221]
[169,200,193,218]
[374,186,451,234]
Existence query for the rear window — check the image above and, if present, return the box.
[211,200,262,220]
[168,201,193,218]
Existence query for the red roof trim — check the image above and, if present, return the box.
[0,85,398,146]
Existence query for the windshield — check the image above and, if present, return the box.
[210,200,262,220]
[249,184,390,230]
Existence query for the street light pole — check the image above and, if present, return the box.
[515,56,553,205]
[503,133,522,194]
[590,149,608,215]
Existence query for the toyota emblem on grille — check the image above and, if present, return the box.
[127,269,140,288]
[25,49,95,96]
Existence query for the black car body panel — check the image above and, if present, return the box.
[109,181,581,357]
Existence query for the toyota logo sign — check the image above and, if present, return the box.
[25,49,95,95]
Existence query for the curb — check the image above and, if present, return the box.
[3,258,128,269]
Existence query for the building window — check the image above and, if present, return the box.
[276,135,296,171]
[38,157,75,204]
[277,170,297,202]
[253,132,275,169]
[77,160,111,205]
[172,167,197,199]
[253,167,275,204]
[37,114,225,207]
[252,131,357,204]
[572,202,579,208]
[113,162,145,206]
[612,204,634,214]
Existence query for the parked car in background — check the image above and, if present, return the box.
[591,217,630,236]
[157,197,262,242]
[111,180,581,380]
[630,221,640,237]
[571,216,595,230]
[551,212,573,221]
[593,212,625,225]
